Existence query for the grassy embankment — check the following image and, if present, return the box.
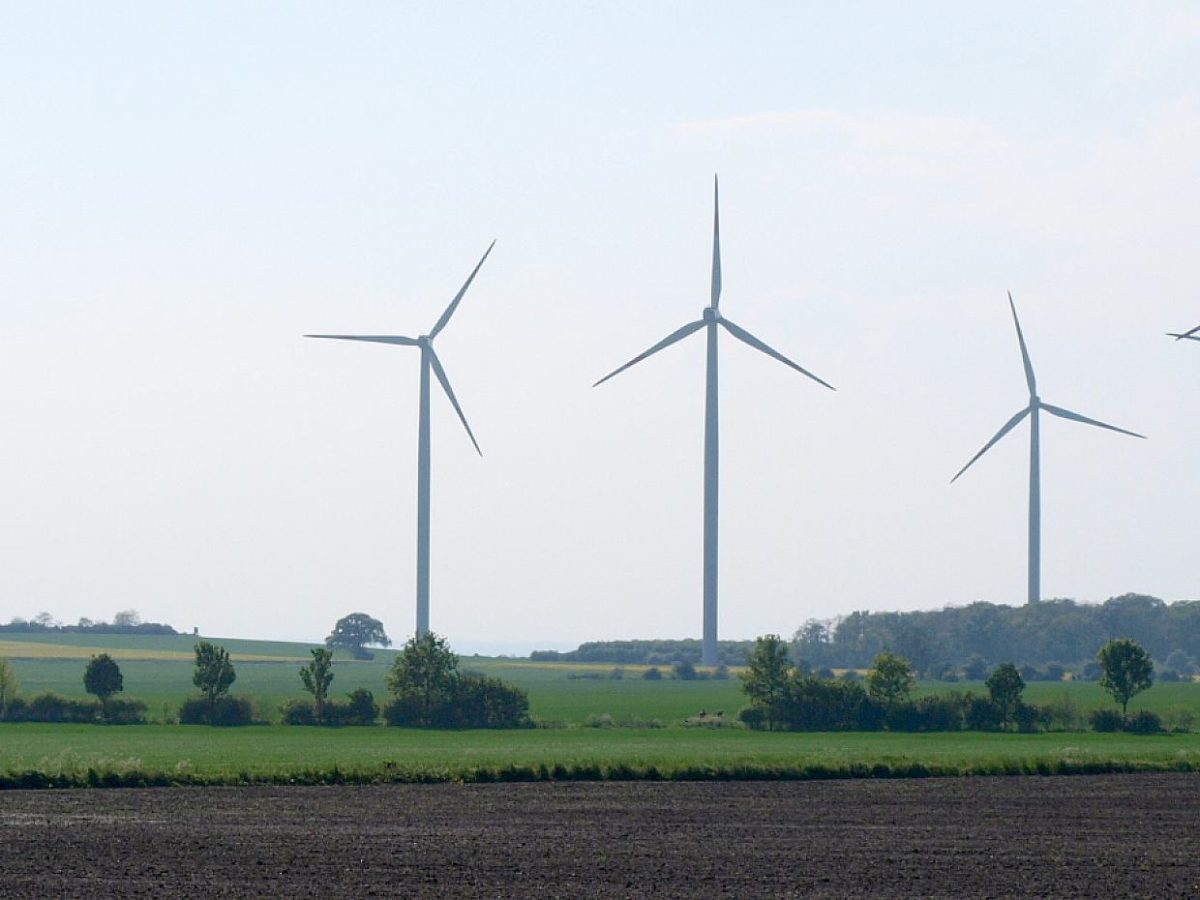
[1,633,1198,786]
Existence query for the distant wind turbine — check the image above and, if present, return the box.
[952,292,1145,605]
[594,177,834,666]
[306,241,494,638]
[1166,324,1200,342]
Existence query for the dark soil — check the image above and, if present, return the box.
[1,774,1197,897]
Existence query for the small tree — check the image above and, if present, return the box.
[83,653,124,717]
[326,612,391,660]
[0,656,18,719]
[193,641,236,712]
[866,652,914,711]
[740,635,792,730]
[113,609,141,627]
[386,632,458,726]
[299,648,335,720]
[1098,638,1154,719]
[985,662,1024,729]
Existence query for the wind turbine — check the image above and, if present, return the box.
[1167,324,1200,342]
[951,292,1145,605]
[306,241,494,638]
[594,177,834,666]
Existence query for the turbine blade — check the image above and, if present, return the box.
[592,319,706,387]
[429,240,496,339]
[1040,403,1146,440]
[718,317,836,390]
[950,406,1031,483]
[304,334,419,346]
[428,349,482,455]
[1169,324,1200,341]
[1008,291,1037,396]
[711,174,722,308]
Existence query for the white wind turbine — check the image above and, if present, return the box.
[595,177,834,666]
[952,292,1145,605]
[307,241,494,638]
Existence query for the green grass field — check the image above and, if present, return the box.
[2,724,1198,786]
[3,632,1199,786]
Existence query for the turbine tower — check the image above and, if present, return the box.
[952,292,1145,605]
[307,241,494,638]
[1167,324,1200,342]
[594,177,834,666]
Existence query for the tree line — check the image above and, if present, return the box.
[791,594,1200,676]
[1,609,177,636]
[739,634,1167,734]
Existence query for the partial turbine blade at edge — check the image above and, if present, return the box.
[1040,403,1146,440]
[304,334,419,345]
[1008,292,1037,397]
[950,406,1031,483]
[428,349,482,455]
[718,318,835,390]
[429,240,497,339]
[1168,324,1200,341]
[592,319,706,387]
[711,174,722,308]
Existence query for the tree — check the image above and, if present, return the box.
[113,609,141,627]
[193,641,236,711]
[1098,638,1154,719]
[299,648,334,720]
[866,652,914,711]
[962,655,989,681]
[0,656,18,719]
[1164,650,1195,678]
[740,635,792,730]
[326,612,391,660]
[83,653,124,717]
[985,662,1024,729]
[386,632,458,726]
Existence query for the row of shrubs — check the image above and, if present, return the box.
[283,676,532,728]
[1,694,148,725]
[1,679,530,729]
[738,678,1179,734]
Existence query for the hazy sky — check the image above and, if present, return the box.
[3,3,1198,652]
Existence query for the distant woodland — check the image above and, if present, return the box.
[534,594,1200,677]
[1,610,177,636]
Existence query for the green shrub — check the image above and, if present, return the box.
[672,660,698,680]
[322,689,379,726]
[642,667,663,680]
[1125,710,1163,735]
[965,695,1003,731]
[1013,702,1042,733]
[450,676,530,728]
[281,700,316,725]
[179,696,255,726]
[343,688,379,725]
[737,706,767,730]
[102,698,147,725]
[11,693,101,723]
[1089,708,1123,732]
[1163,706,1195,734]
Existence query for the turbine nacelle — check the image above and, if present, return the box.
[703,307,721,322]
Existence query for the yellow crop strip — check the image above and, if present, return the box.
[0,640,302,663]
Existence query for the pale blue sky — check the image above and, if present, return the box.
[2,3,1198,650]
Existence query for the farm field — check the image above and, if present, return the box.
[2,724,1200,786]
[5,632,1199,725]
[4,632,1200,787]
[0,775,1198,897]
[0,634,747,724]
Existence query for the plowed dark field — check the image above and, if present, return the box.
[1,774,1196,897]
